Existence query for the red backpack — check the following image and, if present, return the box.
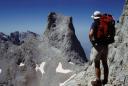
[94,14,115,44]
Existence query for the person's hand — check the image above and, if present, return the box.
[90,40,95,45]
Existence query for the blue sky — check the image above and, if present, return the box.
[0,0,125,57]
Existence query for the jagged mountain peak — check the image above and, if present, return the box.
[43,12,87,64]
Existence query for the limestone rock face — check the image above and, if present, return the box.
[0,36,40,86]
[63,0,128,86]
[43,12,87,64]
[0,12,87,86]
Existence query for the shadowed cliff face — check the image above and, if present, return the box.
[0,12,87,86]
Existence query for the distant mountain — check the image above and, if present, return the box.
[0,31,39,45]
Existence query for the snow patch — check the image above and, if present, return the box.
[59,74,76,86]
[56,62,72,74]
[69,62,74,65]
[19,63,25,67]
[0,68,2,74]
[35,62,46,75]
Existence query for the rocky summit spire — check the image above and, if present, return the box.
[43,12,87,65]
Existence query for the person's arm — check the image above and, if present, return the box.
[89,29,94,42]
[89,28,96,46]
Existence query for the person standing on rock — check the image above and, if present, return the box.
[89,11,115,86]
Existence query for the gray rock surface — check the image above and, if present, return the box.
[0,12,87,86]
[43,12,87,64]
[0,37,40,86]
[63,0,128,86]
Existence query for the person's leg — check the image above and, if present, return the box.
[90,47,101,80]
[101,46,109,84]
[101,58,108,84]
[95,59,101,80]
[91,59,102,86]
[91,46,102,86]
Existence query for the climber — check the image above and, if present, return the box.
[89,11,115,86]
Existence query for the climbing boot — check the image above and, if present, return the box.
[91,80,102,86]
[102,79,108,85]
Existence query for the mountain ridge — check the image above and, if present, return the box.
[0,12,87,86]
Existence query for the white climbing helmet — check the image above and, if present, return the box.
[91,11,101,19]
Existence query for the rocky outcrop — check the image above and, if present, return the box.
[0,12,87,86]
[120,0,128,25]
[43,12,87,64]
[63,0,128,86]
